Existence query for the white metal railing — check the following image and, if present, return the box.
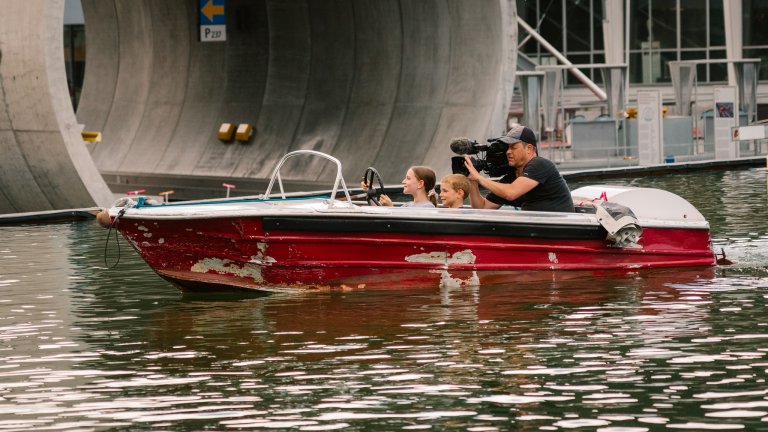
[262,150,352,204]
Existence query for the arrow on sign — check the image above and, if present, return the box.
[201,0,224,22]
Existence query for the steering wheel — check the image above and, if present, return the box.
[362,167,385,206]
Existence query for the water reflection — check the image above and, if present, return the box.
[0,168,767,430]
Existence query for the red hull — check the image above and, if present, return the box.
[115,216,715,292]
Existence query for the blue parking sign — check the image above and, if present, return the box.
[200,0,226,41]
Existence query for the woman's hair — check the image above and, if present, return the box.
[441,174,471,201]
[410,166,437,206]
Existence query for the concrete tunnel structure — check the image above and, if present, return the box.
[0,0,517,213]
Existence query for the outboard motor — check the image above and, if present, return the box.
[594,201,642,248]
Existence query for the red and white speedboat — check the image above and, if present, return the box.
[105,151,715,292]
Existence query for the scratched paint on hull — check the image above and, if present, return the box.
[405,249,477,266]
[248,243,276,265]
[191,258,264,283]
[407,249,478,288]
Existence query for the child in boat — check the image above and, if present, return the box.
[439,174,471,208]
[362,166,437,208]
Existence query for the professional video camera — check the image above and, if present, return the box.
[450,137,512,177]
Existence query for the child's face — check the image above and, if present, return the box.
[440,181,463,208]
[402,169,422,196]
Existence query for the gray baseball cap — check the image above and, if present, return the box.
[493,124,537,146]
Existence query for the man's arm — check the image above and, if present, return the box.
[467,177,499,209]
[477,175,539,202]
[464,156,538,207]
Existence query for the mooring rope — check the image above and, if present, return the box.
[103,208,126,269]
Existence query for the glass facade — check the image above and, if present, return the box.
[518,0,768,86]
[64,24,86,110]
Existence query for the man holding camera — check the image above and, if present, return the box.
[463,124,574,213]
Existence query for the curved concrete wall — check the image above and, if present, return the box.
[0,0,114,213]
[0,0,516,212]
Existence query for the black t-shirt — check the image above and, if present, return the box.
[486,157,574,212]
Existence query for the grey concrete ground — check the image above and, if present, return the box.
[0,0,518,213]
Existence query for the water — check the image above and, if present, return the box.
[1,168,767,431]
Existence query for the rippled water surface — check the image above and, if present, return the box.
[1,168,768,431]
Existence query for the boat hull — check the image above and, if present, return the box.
[114,214,715,293]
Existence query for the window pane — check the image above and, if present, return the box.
[744,0,768,46]
[592,52,605,66]
[516,0,538,24]
[517,0,565,54]
[630,0,677,50]
[63,24,86,110]
[517,0,539,55]
[680,0,707,48]
[745,48,768,80]
[628,52,644,84]
[707,50,728,83]
[674,50,728,83]
[649,0,678,49]
[592,0,603,50]
[564,54,591,87]
[564,0,591,52]
[657,51,677,83]
[680,50,709,82]
[539,1,563,51]
[629,0,650,51]
[709,0,725,47]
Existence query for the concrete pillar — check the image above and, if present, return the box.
[600,66,627,118]
[516,72,544,138]
[733,61,761,124]
[541,68,562,133]
[669,62,697,117]
[602,0,625,65]
[0,0,113,213]
[723,0,743,87]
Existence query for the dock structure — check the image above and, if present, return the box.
[0,208,100,226]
